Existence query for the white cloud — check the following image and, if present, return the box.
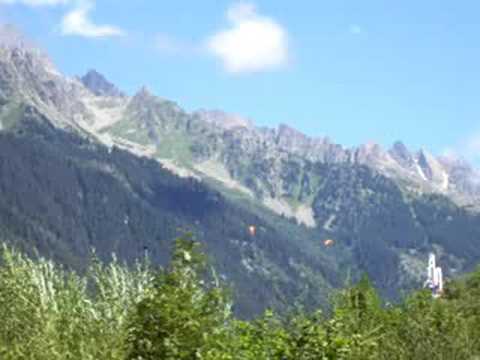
[1,0,124,38]
[60,1,124,38]
[0,0,68,5]
[207,2,289,74]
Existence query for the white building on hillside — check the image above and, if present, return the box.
[424,253,443,298]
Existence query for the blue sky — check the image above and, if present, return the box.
[1,0,480,163]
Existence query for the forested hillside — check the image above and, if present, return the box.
[0,104,343,317]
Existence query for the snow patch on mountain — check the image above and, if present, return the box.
[415,159,428,181]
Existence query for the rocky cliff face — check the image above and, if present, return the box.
[92,83,480,219]
[80,69,125,97]
[192,109,253,130]
[0,26,90,127]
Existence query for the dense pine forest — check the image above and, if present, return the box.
[1,234,479,360]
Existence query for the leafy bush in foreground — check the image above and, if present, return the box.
[0,245,154,360]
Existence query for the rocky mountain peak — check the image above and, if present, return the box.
[80,69,124,97]
[390,141,414,167]
[0,24,35,51]
[277,123,306,139]
[417,150,434,180]
[355,141,385,161]
[275,123,310,150]
[132,86,154,102]
[0,24,59,77]
[193,109,253,130]
[128,86,158,112]
[391,141,410,158]
[0,27,91,126]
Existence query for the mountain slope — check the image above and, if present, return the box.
[0,103,347,316]
[1,26,480,315]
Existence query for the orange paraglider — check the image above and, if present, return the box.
[248,225,256,237]
[324,239,334,247]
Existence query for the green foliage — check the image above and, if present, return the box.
[125,234,231,360]
[0,244,154,360]
[1,238,480,359]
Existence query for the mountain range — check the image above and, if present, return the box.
[1,24,480,316]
